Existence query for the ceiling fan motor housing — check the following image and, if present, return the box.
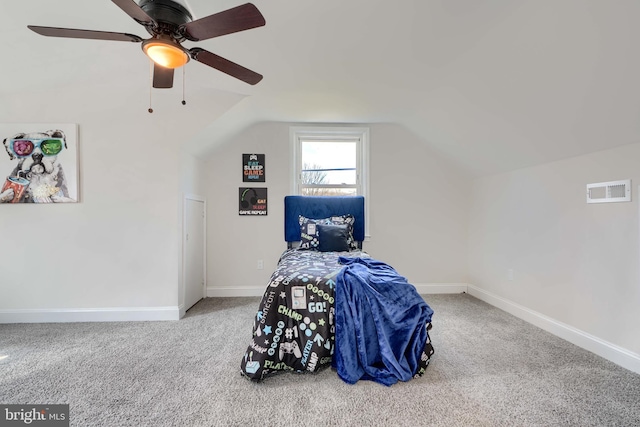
[139,0,193,39]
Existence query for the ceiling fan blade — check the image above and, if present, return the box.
[111,0,155,25]
[28,25,143,42]
[190,48,263,85]
[153,64,174,89]
[182,3,265,42]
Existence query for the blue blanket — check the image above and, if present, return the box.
[332,257,434,386]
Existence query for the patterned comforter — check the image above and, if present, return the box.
[240,249,434,383]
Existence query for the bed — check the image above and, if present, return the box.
[240,196,434,385]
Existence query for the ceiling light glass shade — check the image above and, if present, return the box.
[142,39,189,69]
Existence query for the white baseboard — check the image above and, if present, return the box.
[0,306,180,323]
[414,283,468,294]
[467,284,640,375]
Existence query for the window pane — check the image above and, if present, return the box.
[301,169,356,185]
[301,140,356,185]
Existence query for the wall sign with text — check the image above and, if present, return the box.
[239,187,267,215]
[243,153,265,182]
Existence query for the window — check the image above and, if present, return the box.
[290,126,370,235]
[291,126,369,196]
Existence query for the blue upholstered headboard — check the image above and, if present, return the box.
[284,196,365,243]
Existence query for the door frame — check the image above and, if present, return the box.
[181,193,207,318]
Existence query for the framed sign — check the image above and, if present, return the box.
[243,153,265,182]
[239,187,267,215]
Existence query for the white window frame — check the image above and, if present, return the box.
[290,126,370,238]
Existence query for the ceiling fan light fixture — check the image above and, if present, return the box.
[142,38,189,69]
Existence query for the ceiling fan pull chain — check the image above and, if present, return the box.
[182,66,187,106]
[148,60,154,113]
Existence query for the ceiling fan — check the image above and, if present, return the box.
[28,0,266,89]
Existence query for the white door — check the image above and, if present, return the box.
[184,197,205,312]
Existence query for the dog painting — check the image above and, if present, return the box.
[0,124,78,204]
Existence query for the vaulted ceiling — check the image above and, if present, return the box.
[2,0,639,177]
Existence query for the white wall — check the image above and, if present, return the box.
[0,84,214,321]
[203,122,290,295]
[468,142,640,355]
[203,122,471,295]
[366,124,470,284]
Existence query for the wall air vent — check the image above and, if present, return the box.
[586,179,631,204]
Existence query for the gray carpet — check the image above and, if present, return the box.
[1,294,639,426]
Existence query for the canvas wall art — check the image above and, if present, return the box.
[242,153,265,182]
[239,187,267,215]
[0,123,79,204]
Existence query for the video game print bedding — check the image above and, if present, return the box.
[240,248,435,384]
[240,249,348,380]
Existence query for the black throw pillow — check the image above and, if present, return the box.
[317,224,351,252]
